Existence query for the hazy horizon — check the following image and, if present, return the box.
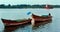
[0,0,60,5]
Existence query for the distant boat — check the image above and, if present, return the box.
[1,18,31,27]
[31,13,52,26]
[45,4,53,9]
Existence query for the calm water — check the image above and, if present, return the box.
[0,8,60,32]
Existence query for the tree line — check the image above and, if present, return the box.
[0,4,60,8]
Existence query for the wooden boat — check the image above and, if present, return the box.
[31,13,52,26]
[1,18,31,27]
[32,13,52,21]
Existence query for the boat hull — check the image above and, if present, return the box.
[1,18,31,27]
[32,14,52,21]
[31,14,52,27]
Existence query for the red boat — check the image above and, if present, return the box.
[1,18,31,27]
[31,13,52,26]
[32,13,52,21]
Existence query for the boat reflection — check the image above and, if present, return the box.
[4,25,20,32]
[3,23,31,32]
[32,21,52,29]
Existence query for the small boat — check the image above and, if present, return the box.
[45,4,53,9]
[32,13,52,21]
[31,13,52,26]
[1,18,31,27]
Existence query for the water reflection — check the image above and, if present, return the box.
[4,23,31,32]
[3,20,52,32]
[4,26,20,32]
[32,21,52,30]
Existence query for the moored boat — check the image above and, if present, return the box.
[31,13,52,26]
[32,13,52,21]
[1,18,31,27]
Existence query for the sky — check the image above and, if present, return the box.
[0,0,60,5]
